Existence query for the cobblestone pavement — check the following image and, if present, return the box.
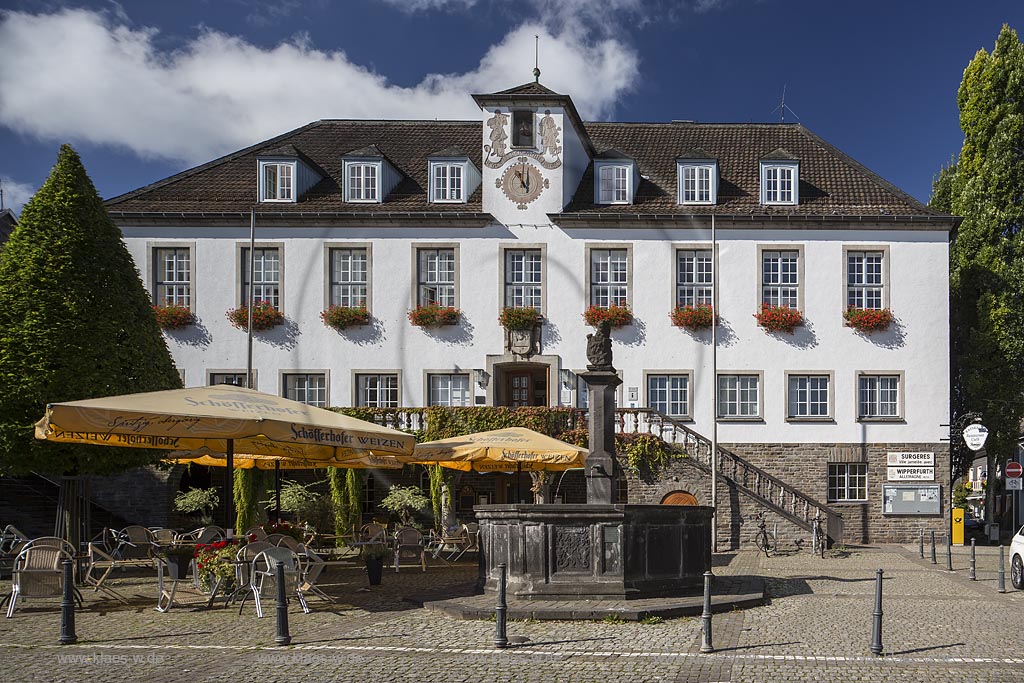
[1,545,1021,682]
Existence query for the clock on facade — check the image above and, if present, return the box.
[497,158,549,210]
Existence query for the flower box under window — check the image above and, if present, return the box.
[408,304,460,328]
[321,305,371,331]
[843,307,892,333]
[153,304,195,330]
[754,304,802,334]
[670,304,714,331]
[226,301,284,331]
[584,305,633,328]
[498,306,542,331]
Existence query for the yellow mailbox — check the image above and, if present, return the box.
[952,508,965,545]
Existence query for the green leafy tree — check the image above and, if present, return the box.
[0,145,181,476]
[933,25,1024,522]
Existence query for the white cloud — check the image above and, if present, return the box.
[0,177,34,216]
[378,0,478,11]
[0,9,638,166]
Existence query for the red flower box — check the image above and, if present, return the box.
[584,305,633,328]
[408,304,460,327]
[754,304,803,334]
[498,306,541,331]
[321,305,371,330]
[670,304,714,330]
[843,307,893,333]
[226,300,284,331]
[153,303,195,330]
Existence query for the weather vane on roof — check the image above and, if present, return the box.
[772,84,800,123]
[534,35,541,83]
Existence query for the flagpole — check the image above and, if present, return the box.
[710,214,718,553]
[246,208,256,389]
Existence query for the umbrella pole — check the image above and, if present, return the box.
[516,462,521,504]
[274,460,282,523]
[226,439,235,532]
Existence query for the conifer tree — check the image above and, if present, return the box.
[0,145,181,476]
[932,25,1024,521]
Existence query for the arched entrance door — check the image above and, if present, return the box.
[661,490,699,506]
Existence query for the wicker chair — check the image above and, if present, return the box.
[393,527,426,572]
[2,544,80,617]
[114,525,154,564]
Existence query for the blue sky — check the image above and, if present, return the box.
[1,0,1021,215]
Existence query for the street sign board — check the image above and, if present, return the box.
[887,452,934,466]
[1006,461,1023,478]
[963,424,989,451]
[1007,477,1023,491]
[887,466,934,481]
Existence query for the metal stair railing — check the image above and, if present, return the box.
[615,408,844,543]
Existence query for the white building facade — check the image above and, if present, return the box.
[110,82,957,543]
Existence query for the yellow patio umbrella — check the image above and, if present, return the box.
[35,385,415,526]
[401,427,587,502]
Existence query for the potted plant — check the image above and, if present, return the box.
[843,306,893,333]
[362,543,392,586]
[754,303,803,334]
[159,544,197,580]
[195,539,240,593]
[670,304,714,330]
[498,306,541,331]
[174,487,220,527]
[408,304,460,327]
[321,305,371,330]
[583,304,633,328]
[226,300,284,331]
[380,485,431,527]
[153,303,195,330]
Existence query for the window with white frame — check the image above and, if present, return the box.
[241,247,280,308]
[858,374,900,419]
[718,374,759,418]
[788,375,830,418]
[260,162,294,202]
[209,373,248,387]
[590,248,628,307]
[597,164,630,204]
[679,164,715,204]
[647,374,690,418]
[417,248,456,307]
[347,163,379,202]
[329,248,368,308]
[356,373,399,408]
[847,251,885,309]
[154,247,191,307]
[828,463,868,501]
[504,248,542,311]
[362,473,376,514]
[761,250,799,308]
[761,163,798,204]
[432,163,464,202]
[676,249,712,307]
[428,373,471,407]
[283,373,327,407]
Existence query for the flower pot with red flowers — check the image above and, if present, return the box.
[153,303,195,330]
[583,304,633,328]
[843,307,893,333]
[670,304,714,331]
[226,300,284,331]
[754,304,803,334]
[408,304,460,328]
[321,305,371,331]
[498,306,542,331]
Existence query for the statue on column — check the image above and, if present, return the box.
[586,320,613,371]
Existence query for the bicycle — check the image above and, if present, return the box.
[812,516,825,558]
[754,515,776,557]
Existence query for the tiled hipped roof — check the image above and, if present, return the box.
[106,118,943,219]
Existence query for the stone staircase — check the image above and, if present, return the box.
[615,408,845,546]
[0,473,130,541]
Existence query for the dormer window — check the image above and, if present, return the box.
[432,162,464,202]
[594,158,637,205]
[677,160,718,205]
[512,110,534,148]
[760,161,799,205]
[259,161,295,202]
[346,162,379,202]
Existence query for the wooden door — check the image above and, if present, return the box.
[661,491,699,506]
[508,372,532,407]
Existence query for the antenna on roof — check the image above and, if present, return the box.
[771,84,800,123]
[533,35,541,82]
[0,178,5,211]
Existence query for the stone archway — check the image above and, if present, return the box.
[661,490,699,506]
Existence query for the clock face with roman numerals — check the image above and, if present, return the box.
[497,158,549,210]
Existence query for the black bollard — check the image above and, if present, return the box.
[919,528,924,559]
[930,530,937,564]
[946,533,953,571]
[997,545,1006,594]
[274,561,291,646]
[59,558,77,645]
[969,538,976,581]
[870,568,883,656]
[494,563,508,649]
[700,571,714,653]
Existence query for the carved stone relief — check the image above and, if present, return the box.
[554,526,591,571]
[484,109,563,170]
